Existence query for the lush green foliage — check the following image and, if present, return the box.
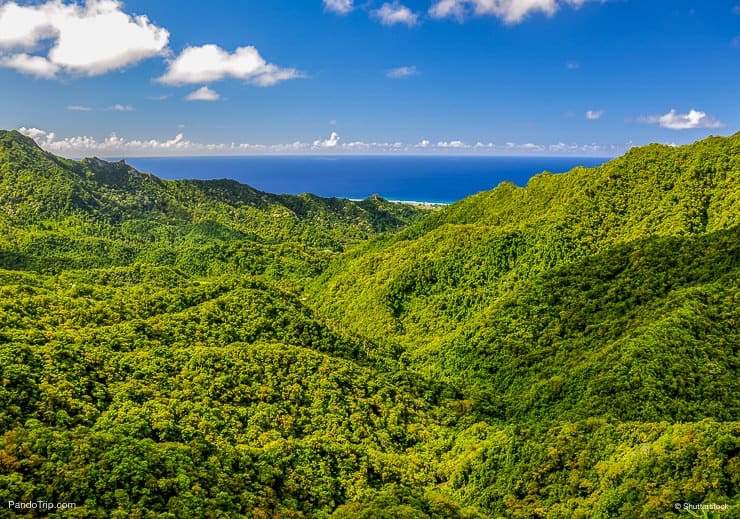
[0,130,428,279]
[0,129,738,517]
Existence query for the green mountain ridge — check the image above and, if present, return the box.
[0,129,430,276]
[311,132,739,352]
[0,130,737,517]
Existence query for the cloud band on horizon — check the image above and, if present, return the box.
[17,127,619,157]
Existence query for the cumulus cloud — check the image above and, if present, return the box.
[549,142,568,152]
[386,65,418,78]
[0,53,59,78]
[585,109,604,120]
[437,140,469,148]
[185,86,220,101]
[429,0,602,24]
[158,44,302,87]
[323,0,354,14]
[639,109,724,130]
[66,105,92,111]
[0,0,169,77]
[313,131,340,148]
[372,2,419,26]
[19,127,52,140]
[429,0,466,19]
[107,104,134,111]
[550,142,597,152]
[517,142,545,151]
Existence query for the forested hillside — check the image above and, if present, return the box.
[0,130,427,278]
[0,130,738,518]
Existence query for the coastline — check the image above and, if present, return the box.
[388,199,450,207]
[349,197,450,207]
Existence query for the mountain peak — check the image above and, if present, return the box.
[0,129,43,150]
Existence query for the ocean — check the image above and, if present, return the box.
[119,156,610,204]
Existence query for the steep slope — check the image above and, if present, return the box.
[312,133,740,349]
[432,227,739,423]
[0,263,466,517]
[408,134,738,236]
[305,134,740,515]
[0,130,430,276]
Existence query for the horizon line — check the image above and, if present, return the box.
[91,153,616,160]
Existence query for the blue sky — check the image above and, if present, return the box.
[1,0,738,156]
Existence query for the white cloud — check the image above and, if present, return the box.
[429,0,602,24]
[0,53,59,78]
[372,2,419,26]
[548,142,580,152]
[18,127,51,140]
[386,65,418,78]
[585,109,604,120]
[185,86,220,101]
[18,127,221,156]
[158,44,302,87]
[66,105,92,111]
[313,131,340,148]
[323,0,354,15]
[251,63,304,86]
[17,127,619,157]
[145,94,169,100]
[548,142,567,152]
[518,142,545,151]
[437,140,469,148]
[429,0,467,19]
[639,109,724,130]
[502,141,548,152]
[345,140,371,149]
[0,2,52,49]
[0,0,169,77]
[107,104,134,111]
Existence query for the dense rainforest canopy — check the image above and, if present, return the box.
[0,129,738,518]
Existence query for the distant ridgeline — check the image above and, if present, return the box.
[0,130,430,278]
[0,129,737,518]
